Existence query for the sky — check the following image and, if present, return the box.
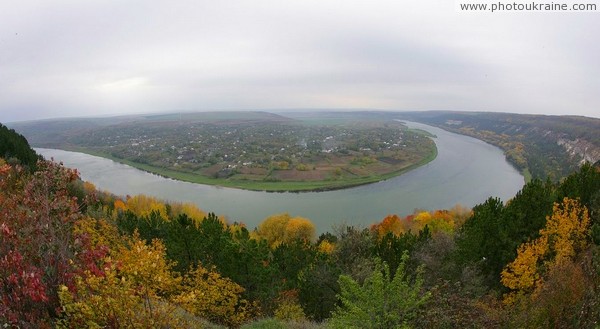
[1,0,599,123]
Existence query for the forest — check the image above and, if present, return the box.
[1,123,600,328]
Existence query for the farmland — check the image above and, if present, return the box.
[34,112,437,191]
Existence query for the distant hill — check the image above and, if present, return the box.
[8,111,293,148]
[0,122,40,170]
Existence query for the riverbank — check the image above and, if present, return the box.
[61,145,438,192]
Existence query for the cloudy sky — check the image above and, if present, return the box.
[1,0,599,122]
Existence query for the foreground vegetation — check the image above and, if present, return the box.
[1,126,600,328]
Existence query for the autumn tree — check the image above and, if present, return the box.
[125,194,168,219]
[174,265,256,328]
[0,160,82,327]
[57,231,189,328]
[169,201,207,224]
[501,198,590,298]
[499,197,600,327]
[255,213,316,248]
[371,214,405,238]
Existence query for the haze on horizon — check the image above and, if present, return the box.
[1,0,599,123]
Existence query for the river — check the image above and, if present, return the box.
[36,122,524,233]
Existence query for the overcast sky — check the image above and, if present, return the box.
[1,0,599,122]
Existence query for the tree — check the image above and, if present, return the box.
[557,163,600,210]
[328,252,430,329]
[0,160,81,327]
[332,225,375,283]
[174,265,256,328]
[255,213,316,248]
[455,197,505,288]
[372,227,430,278]
[125,194,168,219]
[169,201,207,225]
[298,251,341,321]
[57,232,187,328]
[285,217,316,244]
[256,213,291,248]
[501,197,591,299]
[0,123,40,171]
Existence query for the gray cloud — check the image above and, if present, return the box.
[1,0,599,122]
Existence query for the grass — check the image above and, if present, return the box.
[65,145,437,192]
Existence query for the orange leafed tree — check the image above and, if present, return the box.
[371,214,405,238]
[371,207,466,239]
[113,199,127,212]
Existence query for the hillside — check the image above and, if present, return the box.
[0,122,40,170]
[394,111,600,181]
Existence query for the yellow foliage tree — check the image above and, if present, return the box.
[73,216,124,253]
[501,198,590,302]
[540,198,590,262]
[82,181,97,195]
[318,240,335,254]
[170,202,207,225]
[257,213,291,247]
[173,265,256,328]
[285,217,316,244]
[274,290,306,321]
[255,213,316,248]
[57,264,189,329]
[501,236,548,294]
[58,231,186,328]
[125,194,168,219]
[117,233,182,298]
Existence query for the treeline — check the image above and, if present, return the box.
[1,154,599,327]
[0,122,40,171]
